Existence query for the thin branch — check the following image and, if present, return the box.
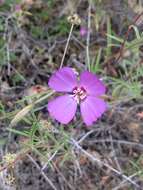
[78,130,95,143]
[70,138,140,189]
[27,154,58,190]
[60,24,74,68]
[42,150,58,171]
[87,139,143,150]
[112,171,142,190]
[108,129,122,172]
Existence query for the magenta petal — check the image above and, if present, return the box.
[79,71,106,96]
[48,67,77,92]
[80,96,106,126]
[48,95,77,124]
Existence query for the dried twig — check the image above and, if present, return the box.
[112,171,142,190]
[70,138,141,189]
[87,139,143,150]
[27,154,58,190]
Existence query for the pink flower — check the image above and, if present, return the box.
[14,4,21,12]
[80,26,88,37]
[47,67,107,126]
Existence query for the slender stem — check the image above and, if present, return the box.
[116,11,143,63]
[60,24,74,68]
[86,1,91,71]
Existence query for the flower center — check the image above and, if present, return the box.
[72,86,87,103]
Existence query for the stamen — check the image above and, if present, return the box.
[72,86,87,103]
